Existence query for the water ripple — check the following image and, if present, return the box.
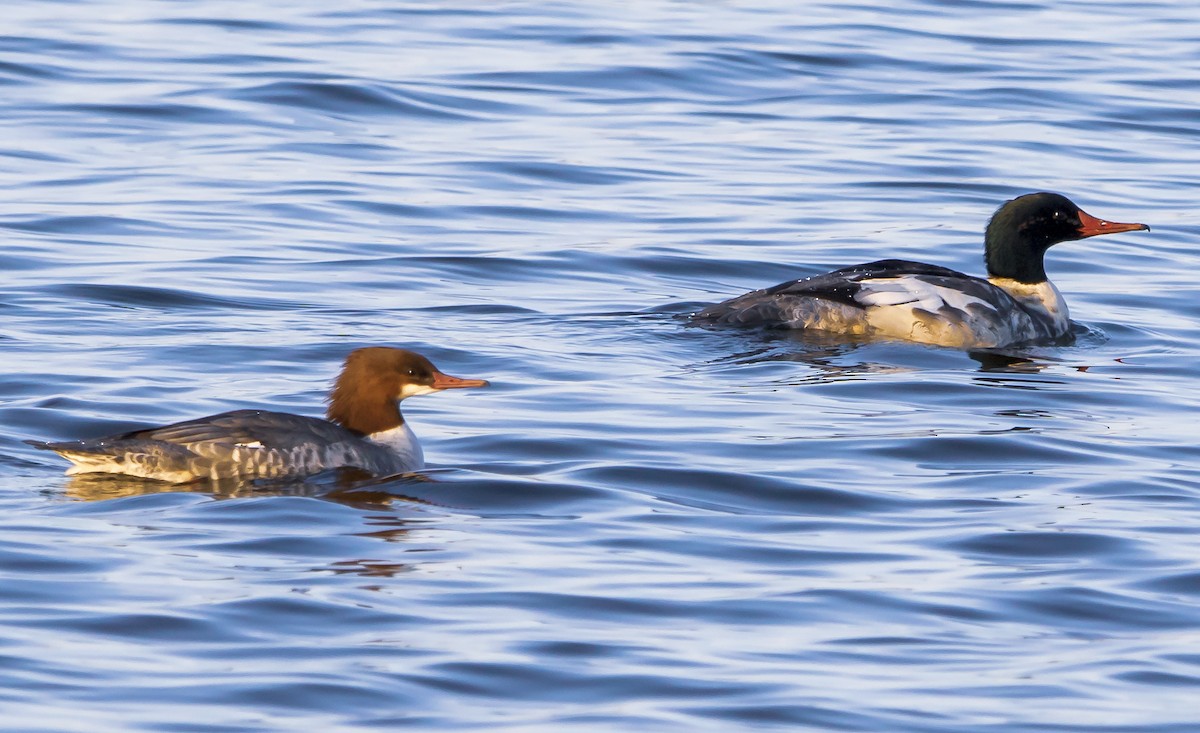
[2,0,1198,731]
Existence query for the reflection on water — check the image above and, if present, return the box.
[968,350,1056,373]
[691,331,920,381]
[327,558,415,579]
[59,468,440,509]
[690,328,1087,385]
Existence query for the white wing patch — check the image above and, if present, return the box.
[858,276,991,313]
[856,276,1008,347]
[855,281,921,307]
[935,284,993,315]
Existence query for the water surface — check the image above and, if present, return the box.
[2,1,1200,731]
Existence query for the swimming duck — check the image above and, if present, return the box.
[692,192,1149,348]
[27,347,489,483]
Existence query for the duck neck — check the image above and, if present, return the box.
[327,390,404,436]
[363,420,424,469]
[985,233,1049,285]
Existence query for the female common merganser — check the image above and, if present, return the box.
[692,193,1149,348]
[27,347,489,483]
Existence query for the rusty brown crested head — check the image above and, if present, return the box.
[326,347,488,435]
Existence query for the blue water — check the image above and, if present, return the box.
[2,1,1199,731]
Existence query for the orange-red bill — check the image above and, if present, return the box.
[1077,209,1150,239]
[431,371,490,389]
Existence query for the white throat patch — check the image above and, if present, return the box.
[398,383,440,400]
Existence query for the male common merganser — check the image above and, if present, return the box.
[27,347,489,483]
[692,193,1149,348]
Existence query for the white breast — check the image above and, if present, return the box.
[366,423,424,472]
[988,277,1070,336]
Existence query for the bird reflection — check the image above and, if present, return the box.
[59,467,442,509]
[48,466,479,586]
[327,558,414,578]
[965,348,1109,390]
[968,350,1051,373]
[690,320,1107,386]
[693,329,915,384]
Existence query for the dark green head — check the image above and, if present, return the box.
[984,192,1148,283]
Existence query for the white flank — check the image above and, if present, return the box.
[859,276,999,347]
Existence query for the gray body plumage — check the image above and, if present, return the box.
[26,409,419,483]
[693,259,1067,349]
